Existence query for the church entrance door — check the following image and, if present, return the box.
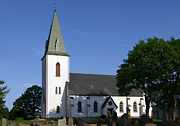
[107,108,113,117]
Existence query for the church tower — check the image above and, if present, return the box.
[41,9,70,118]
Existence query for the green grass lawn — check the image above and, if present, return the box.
[152,118,162,121]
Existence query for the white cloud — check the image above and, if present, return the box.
[113,42,132,48]
[62,26,92,37]
[21,83,41,88]
[32,48,44,57]
[12,13,49,24]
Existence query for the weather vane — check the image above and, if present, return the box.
[54,3,56,11]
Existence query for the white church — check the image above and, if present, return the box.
[41,9,152,119]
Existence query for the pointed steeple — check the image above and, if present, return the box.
[44,9,69,56]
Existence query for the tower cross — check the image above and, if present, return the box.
[54,3,56,11]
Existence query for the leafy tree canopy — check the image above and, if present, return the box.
[116,37,171,116]
[10,85,42,119]
[0,80,10,118]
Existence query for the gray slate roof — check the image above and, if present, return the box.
[67,73,142,96]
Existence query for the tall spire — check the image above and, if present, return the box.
[44,9,69,56]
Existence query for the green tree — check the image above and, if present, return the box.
[9,96,23,119]
[116,37,167,117]
[158,85,176,119]
[151,91,161,119]
[10,85,42,119]
[168,38,180,119]
[0,80,10,118]
[159,38,180,120]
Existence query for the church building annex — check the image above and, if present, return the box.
[41,9,152,119]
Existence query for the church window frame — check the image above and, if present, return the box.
[77,101,82,113]
[133,101,137,112]
[55,87,57,94]
[119,101,124,112]
[94,101,98,113]
[108,101,112,106]
[56,62,60,77]
[59,87,61,94]
[56,106,60,113]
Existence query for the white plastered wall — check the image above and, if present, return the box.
[126,96,144,117]
[41,56,46,119]
[45,55,69,118]
[111,96,127,117]
[70,95,151,118]
[70,96,109,117]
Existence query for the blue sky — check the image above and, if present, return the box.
[1,0,180,110]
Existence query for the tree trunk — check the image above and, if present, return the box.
[172,79,177,120]
[171,109,173,120]
[145,82,152,117]
[145,94,150,117]
[173,94,177,120]
[157,103,159,119]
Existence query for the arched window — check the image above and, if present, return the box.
[94,101,98,112]
[55,87,57,94]
[56,106,60,113]
[133,102,137,112]
[59,87,61,94]
[120,101,123,112]
[56,63,60,76]
[78,101,82,113]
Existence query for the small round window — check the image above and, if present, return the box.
[109,101,112,106]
